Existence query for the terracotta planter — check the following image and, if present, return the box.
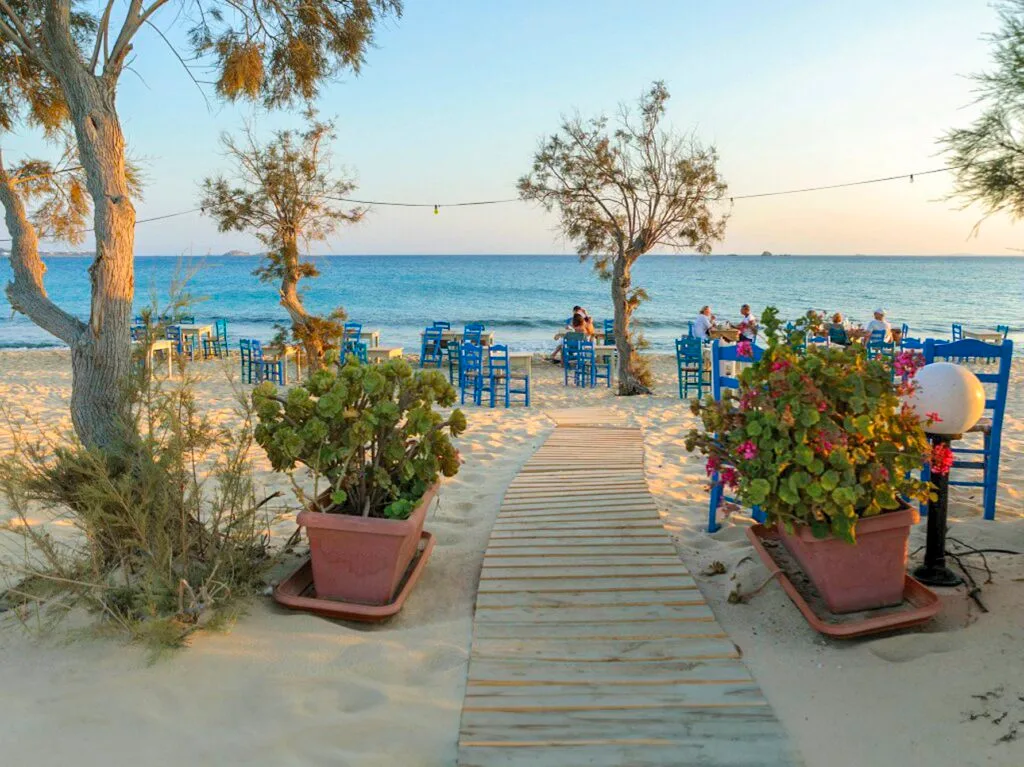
[778,505,918,614]
[297,483,438,605]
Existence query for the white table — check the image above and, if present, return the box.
[963,330,1004,343]
[368,346,403,363]
[507,352,533,377]
[422,329,496,347]
[133,338,173,377]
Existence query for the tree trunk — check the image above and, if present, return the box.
[610,255,650,396]
[43,15,137,449]
[278,236,327,372]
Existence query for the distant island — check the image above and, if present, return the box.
[221,250,251,257]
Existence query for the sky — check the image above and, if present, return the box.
[4,0,1023,256]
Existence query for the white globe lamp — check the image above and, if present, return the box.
[906,361,985,588]
[906,362,985,436]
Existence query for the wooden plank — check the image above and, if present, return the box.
[473,603,714,624]
[493,510,659,523]
[482,544,680,558]
[480,564,686,579]
[471,619,723,641]
[490,520,665,532]
[470,636,738,662]
[488,529,669,541]
[480,555,681,568]
[475,591,704,609]
[477,574,697,593]
[464,680,765,707]
[465,657,751,683]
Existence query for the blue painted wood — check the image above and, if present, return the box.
[675,336,705,400]
[708,340,765,532]
[420,326,444,368]
[923,338,1013,520]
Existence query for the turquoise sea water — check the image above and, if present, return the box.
[0,255,1021,353]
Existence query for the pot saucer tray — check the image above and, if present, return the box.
[746,525,941,638]
[273,531,435,622]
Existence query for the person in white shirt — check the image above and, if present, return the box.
[693,305,714,340]
[864,308,892,343]
[737,304,757,341]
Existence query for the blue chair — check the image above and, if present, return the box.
[951,323,963,342]
[204,319,229,358]
[420,326,444,368]
[484,344,531,408]
[575,340,611,388]
[166,325,194,361]
[708,340,766,533]
[900,323,923,351]
[432,321,451,331]
[827,326,850,346]
[687,320,695,338]
[921,339,1012,520]
[602,318,615,345]
[867,329,896,360]
[561,333,586,386]
[459,342,486,405]
[997,324,1009,340]
[676,336,706,400]
[463,323,485,347]
[239,339,283,384]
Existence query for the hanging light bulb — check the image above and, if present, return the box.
[434,204,439,215]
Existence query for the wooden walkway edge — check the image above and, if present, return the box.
[456,412,800,766]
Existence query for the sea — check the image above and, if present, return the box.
[0,255,1021,354]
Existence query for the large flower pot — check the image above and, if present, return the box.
[297,483,438,605]
[778,505,918,614]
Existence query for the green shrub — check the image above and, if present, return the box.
[685,307,933,543]
[253,358,467,519]
[0,327,279,655]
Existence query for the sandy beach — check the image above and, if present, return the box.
[0,349,1021,767]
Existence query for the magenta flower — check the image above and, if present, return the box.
[705,456,721,476]
[817,400,828,412]
[736,340,753,358]
[925,411,943,423]
[771,359,790,372]
[930,442,954,476]
[720,467,739,488]
[737,440,758,460]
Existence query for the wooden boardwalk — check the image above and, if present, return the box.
[457,414,799,766]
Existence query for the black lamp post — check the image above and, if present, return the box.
[912,433,962,588]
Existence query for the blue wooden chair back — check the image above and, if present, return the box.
[432,320,451,330]
[997,324,1009,340]
[465,322,485,334]
[951,323,963,341]
[602,318,615,345]
[827,326,849,346]
[420,326,443,368]
[463,326,483,345]
[707,340,766,532]
[459,342,485,405]
[675,336,704,400]
[561,333,586,386]
[687,320,695,338]
[923,338,1012,520]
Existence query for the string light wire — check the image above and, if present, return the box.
[1,164,961,243]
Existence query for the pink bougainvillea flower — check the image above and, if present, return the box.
[925,411,943,423]
[737,440,758,460]
[705,456,721,476]
[817,400,828,412]
[930,442,954,476]
[771,359,790,372]
[736,340,753,358]
[720,466,739,488]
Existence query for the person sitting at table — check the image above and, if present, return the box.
[864,308,893,343]
[549,313,589,363]
[737,304,757,341]
[828,313,850,346]
[693,305,714,340]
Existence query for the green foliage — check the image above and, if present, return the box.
[942,0,1024,223]
[685,307,933,544]
[518,81,728,394]
[0,313,279,655]
[253,358,467,520]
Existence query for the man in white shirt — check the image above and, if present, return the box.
[737,304,758,341]
[693,306,714,339]
[864,308,892,343]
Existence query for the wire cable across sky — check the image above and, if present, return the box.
[0,164,961,243]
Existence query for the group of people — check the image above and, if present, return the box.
[691,304,759,342]
[550,305,598,362]
[692,305,895,345]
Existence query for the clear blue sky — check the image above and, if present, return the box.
[5,0,1019,255]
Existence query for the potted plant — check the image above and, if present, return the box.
[253,358,466,605]
[686,308,935,613]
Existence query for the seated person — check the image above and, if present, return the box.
[864,308,893,343]
[693,305,714,340]
[828,313,850,345]
[737,304,757,341]
[550,313,589,363]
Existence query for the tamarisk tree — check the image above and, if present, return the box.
[201,120,363,370]
[0,0,401,449]
[943,0,1024,224]
[519,82,728,395]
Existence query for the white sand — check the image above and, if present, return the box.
[0,350,1021,766]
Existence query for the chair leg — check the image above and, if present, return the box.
[708,476,722,533]
[983,432,996,520]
